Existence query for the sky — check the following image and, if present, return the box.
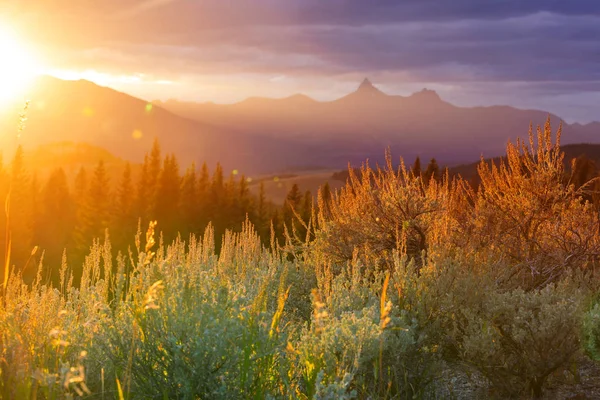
[1,0,600,123]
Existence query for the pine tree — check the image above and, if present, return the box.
[285,184,303,213]
[235,174,254,226]
[239,175,252,217]
[210,163,225,234]
[73,167,88,202]
[147,138,162,219]
[197,162,210,229]
[318,182,333,222]
[136,155,151,222]
[255,181,269,241]
[71,160,111,282]
[7,146,34,272]
[113,163,136,252]
[181,163,198,237]
[81,160,111,247]
[224,171,238,227]
[71,166,88,253]
[412,156,422,178]
[211,163,225,201]
[271,208,284,246]
[36,168,75,279]
[283,184,303,237]
[153,154,181,243]
[424,158,440,182]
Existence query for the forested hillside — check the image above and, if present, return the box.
[0,139,317,285]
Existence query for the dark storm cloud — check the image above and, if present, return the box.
[80,11,600,84]
[292,0,600,24]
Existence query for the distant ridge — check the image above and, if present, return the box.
[155,77,599,168]
[0,76,312,174]
[409,88,443,103]
[1,75,598,174]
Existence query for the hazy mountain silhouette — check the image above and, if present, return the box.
[1,76,598,175]
[0,76,313,174]
[156,79,599,167]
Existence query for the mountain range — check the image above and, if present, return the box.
[156,78,599,168]
[1,76,598,175]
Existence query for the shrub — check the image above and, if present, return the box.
[455,281,584,397]
[411,253,589,398]
[582,300,600,362]
[92,222,297,399]
[0,256,100,399]
[315,150,454,272]
[292,257,441,399]
[462,121,600,289]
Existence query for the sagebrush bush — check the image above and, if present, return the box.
[315,151,455,272]
[582,300,600,362]
[453,280,585,397]
[294,256,441,399]
[464,122,600,289]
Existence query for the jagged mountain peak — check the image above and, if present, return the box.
[355,78,386,96]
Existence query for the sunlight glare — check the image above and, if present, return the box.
[0,26,39,104]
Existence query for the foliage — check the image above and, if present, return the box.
[2,119,600,399]
[291,258,441,399]
[447,272,585,397]
[315,150,454,271]
[0,140,285,284]
[313,119,600,397]
[582,300,600,362]
[462,121,600,289]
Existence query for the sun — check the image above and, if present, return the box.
[0,27,39,104]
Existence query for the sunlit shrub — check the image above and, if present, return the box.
[315,150,455,272]
[0,250,103,398]
[408,252,589,398]
[462,121,600,289]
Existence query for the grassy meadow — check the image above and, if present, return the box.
[3,122,600,399]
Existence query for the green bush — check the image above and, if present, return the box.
[456,283,584,397]
[292,257,441,399]
[582,300,600,362]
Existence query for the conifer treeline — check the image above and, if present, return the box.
[0,139,314,284]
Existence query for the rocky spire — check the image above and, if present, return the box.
[355,78,385,97]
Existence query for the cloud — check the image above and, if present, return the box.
[5,0,600,121]
[55,11,600,82]
[115,0,176,19]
